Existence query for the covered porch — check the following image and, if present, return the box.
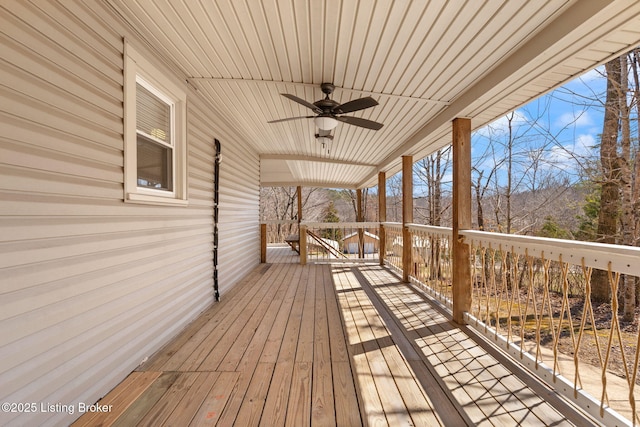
[3,1,640,426]
[74,247,591,426]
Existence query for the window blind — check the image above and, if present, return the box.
[136,82,171,143]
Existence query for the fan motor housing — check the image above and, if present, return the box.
[314,99,340,111]
[320,83,335,95]
[315,83,339,112]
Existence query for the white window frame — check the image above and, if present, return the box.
[124,41,188,206]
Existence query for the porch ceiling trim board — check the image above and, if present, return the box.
[260,153,377,167]
[260,181,359,190]
[188,77,451,105]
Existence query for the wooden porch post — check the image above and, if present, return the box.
[357,188,364,258]
[260,223,267,263]
[452,118,472,324]
[297,185,304,263]
[378,171,386,266]
[299,224,307,265]
[402,156,413,282]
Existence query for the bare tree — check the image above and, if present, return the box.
[632,48,640,308]
[386,173,403,222]
[592,58,623,302]
[619,52,639,320]
[341,188,376,223]
[633,49,640,250]
[415,147,451,226]
[260,186,326,240]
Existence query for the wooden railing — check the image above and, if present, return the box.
[381,222,403,271]
[382,223,454,309]
[406,224,454,309]
[260,220,299,244]
[461,230,640,426]
[305,228,348,260]
[300,222,381,263]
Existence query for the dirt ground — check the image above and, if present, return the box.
[512,289,640,384]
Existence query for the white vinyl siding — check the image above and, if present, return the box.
[0,1,259,426]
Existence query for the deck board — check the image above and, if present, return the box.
[260,264,310,426]
[162,372,219,426]
[335,266,446,426]
[215,263,300,426]
[71,371,161,427]
[208,263,294,372]
[310,265,336,427]
[110,372,179,427]
[193,263,289,372]
[190,371,240,425]
[285,362,313,427]
[140,265,266,372]
[74,248,596,427]
[231,363,274,427]
[137,372,199,427]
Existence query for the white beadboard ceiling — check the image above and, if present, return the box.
[105,0,640,189]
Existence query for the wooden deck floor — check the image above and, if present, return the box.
[73,247,594,426]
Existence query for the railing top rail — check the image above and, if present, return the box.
[407,223,452,236]
[460,229,640,276]
[381,222,403,230]
[261,220,298,225]
[302,221,380,228]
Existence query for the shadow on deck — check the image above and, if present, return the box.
[73,247,595,426]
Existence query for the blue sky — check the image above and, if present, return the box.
[468,66,608,190]
[401,65,634,197]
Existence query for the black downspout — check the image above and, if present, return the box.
[213,139,221,301]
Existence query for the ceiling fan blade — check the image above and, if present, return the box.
[336,115,384,130]
[332,96,378,114]
[267,115,314,123]
[281,93,322,113]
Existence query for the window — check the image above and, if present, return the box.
[124,41,187,205]
[136,82,173,191]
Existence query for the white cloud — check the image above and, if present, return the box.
[542,146,574,171]
[574,133,596,156]
[554,110,593,129]
[542,133,596,171]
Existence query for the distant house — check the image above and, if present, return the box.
[389,233,449,258]
[305,236,341,259]
[343,231,380,254]
[309,237,339,252]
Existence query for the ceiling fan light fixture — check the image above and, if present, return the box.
[315,133,334,144]
[315,133,333,151]
[314,115,338,131]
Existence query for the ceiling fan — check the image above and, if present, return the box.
[268,83,383,131]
